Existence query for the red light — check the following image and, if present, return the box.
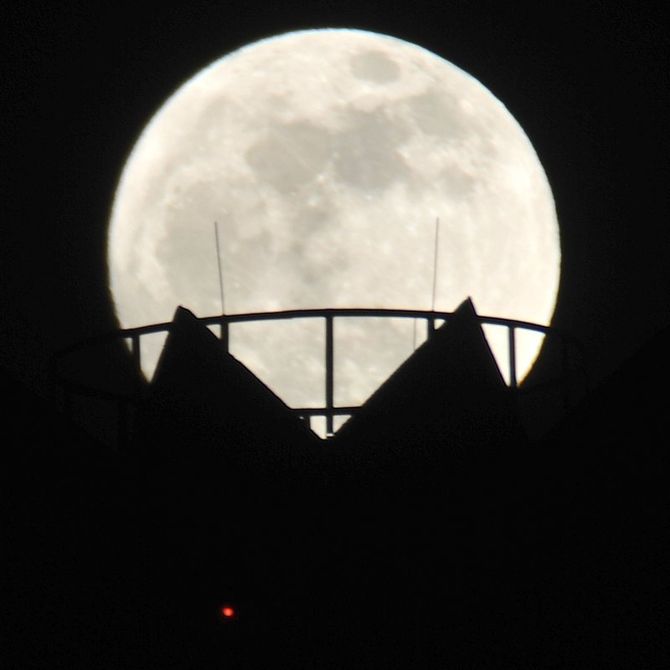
[221,605,236,619]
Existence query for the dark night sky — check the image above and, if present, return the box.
[5,8,669,665]
[3,1,669,399]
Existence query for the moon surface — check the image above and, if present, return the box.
[109,29,560,430]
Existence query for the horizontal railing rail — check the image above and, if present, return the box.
[54,308,584,441]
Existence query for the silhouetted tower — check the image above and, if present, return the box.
[50,298,587,669]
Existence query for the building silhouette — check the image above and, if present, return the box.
[5,300,669,668]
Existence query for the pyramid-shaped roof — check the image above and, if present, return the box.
[331,299,525,475]
[137,306,319,476]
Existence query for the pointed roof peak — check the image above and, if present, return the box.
[172,304,202,323]
[403,297,501,382]
[455,296,477,315]
[421,297,481,344]
[332,297,522,465]
[138,305,318,473]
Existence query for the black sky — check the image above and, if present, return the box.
[4,8,669,666]
[3,1,669,397]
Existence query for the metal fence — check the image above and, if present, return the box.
[54,308,583,441]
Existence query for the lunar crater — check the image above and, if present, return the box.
[404,90,474,142]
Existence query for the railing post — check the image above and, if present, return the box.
[427,315,435,340]
[507,326,517,388]
[220,316,229,352]
[130,333,142,380]
[325,314,334,436]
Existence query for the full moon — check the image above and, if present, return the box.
[109,29,560,429]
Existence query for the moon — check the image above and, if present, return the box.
[109,29,560,431]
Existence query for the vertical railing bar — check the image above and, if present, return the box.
[220,315,229,353]
[325,314,334,436]
[508,326,518,388]
[131,333,141,380]
[426,316,436,340]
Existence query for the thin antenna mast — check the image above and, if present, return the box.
[214,220,229,348]
[214,220,225,315]
[413,216,440,351]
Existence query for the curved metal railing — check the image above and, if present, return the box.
[53,308,584,441]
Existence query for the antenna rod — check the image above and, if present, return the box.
[431,217,440,311]
[214,220,225,315]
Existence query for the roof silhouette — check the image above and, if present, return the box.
[332,298,526,475]
[6,308,670,668]
[137,305,319,475]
